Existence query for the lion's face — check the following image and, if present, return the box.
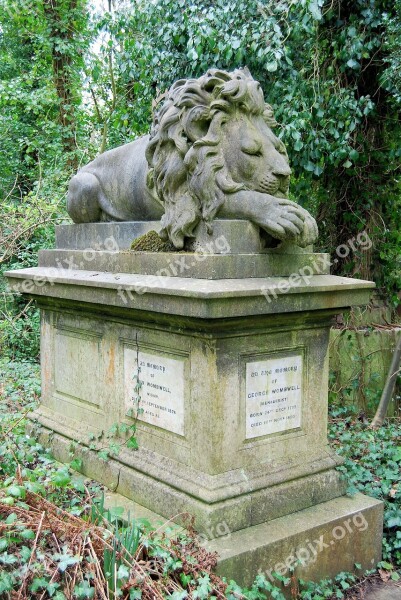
[220,112,291,198]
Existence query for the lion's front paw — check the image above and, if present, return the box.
[295,211,318,248]
[257,198,318,248]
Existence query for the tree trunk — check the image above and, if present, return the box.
[43,0,80,167]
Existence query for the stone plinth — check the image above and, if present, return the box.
[210,493,383,590]
[55,219,291,253]
[5,221,383,585]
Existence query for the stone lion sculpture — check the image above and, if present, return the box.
[67,68,318,249]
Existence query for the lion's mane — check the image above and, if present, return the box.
[145,68,277,248]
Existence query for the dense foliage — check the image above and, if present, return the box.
[88,0,401,294]
[329,407,401,565]
[0,0,401,354]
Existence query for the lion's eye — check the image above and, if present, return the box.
[242,146,263,157]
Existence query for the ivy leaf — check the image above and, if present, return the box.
[187,47,198,61]
[20,546,32,562]
[5,513,17,525]
[51,470,71,487]
[0,539,9,552]
[54,549,81,572]
[6,485,25,499]
[0,553,18,565]
[180,573,192,587]
[0,498,15,506]
[70,458,83,471]
[46,582,61,595]
[127,436,139,450]
[74,580,94,599]
[0,572,14,593]
[73,480,86,493]
[30,578,49,593]
[308,0,322,20]
[347,58,360,69]
[265,60,278,72]
[25,481,46,494]
[117,564,130,579]
[20,529,35,540]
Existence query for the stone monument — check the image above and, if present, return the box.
[6,68,382,588]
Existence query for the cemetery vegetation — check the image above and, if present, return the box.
[0,0,400,597]
[0,359,400,598]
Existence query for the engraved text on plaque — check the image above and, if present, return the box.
[246,354,302,438]
[124,348,185,435]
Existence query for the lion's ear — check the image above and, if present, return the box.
[182,106,210,142]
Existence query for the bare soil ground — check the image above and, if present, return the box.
[344,573,401,599]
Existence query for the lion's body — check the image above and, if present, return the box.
[67,136,163,223]
[67,68,318,248]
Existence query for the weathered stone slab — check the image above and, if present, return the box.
[38,248,330,280]
[330,327,401,415]
[364,582,401,600]
[56,221,161,251]
[210,493,383,590]
[55,220,314,254]
[6,267,374,319]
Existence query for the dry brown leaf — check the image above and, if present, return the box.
[379,568,391,582]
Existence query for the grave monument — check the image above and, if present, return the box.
[6,68,383,587]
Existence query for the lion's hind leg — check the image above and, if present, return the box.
[67,171,103,223]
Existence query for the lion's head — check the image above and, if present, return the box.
[145,68,294,249]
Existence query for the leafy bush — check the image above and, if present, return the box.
[329,407,401,565]
[0,163,69,361]
[0,229,56,362]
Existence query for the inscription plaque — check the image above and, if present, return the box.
[124,348,185,435]
[246,354,302,439]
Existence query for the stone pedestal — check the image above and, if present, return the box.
[5,220,383,586]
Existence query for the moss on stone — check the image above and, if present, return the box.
[130,230,176,252]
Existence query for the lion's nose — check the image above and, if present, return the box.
[275,173,291,192]
[273,164,292,178]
